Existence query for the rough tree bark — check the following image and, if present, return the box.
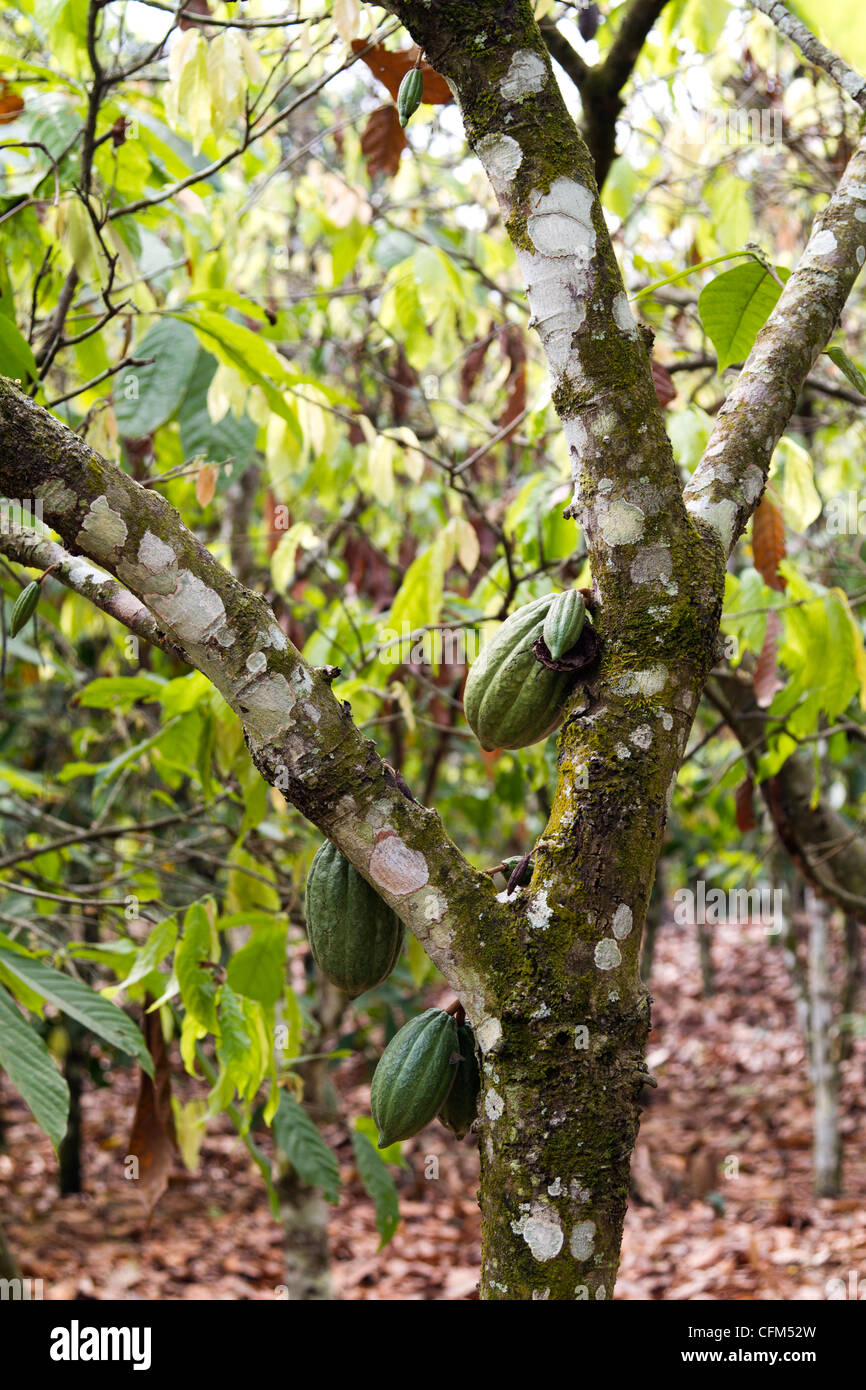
[2,0,865,1298]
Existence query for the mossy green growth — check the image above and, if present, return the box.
[371,1008,458,1148]
[304,841,404,998]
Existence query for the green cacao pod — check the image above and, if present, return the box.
[397,66,424,127]
[438,1022,480,1140]
[542,588,585,659]
[9,580,40,638]
[464,592,584,751]
[370,1007,458,1148]
[304,841,404,998]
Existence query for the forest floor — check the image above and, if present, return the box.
[1,915,865,1301]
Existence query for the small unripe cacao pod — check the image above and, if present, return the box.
[397,66,424,127]
[9,581,40,637]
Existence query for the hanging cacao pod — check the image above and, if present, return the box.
[397,66,424,128]
[304,842,404,998]
[438,1022,480,1139]
[9,581,40,637]
[370,1007,458,1147]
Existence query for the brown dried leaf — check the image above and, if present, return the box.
[127,1010,178,1224]
[752,495,786,591]
[178,0,211,29]
[735,775,757,832]
[651,358,676,408]
[360,105,406,179]
[754,609,784,708]
[195,462,217,507]
[459,338,492,403]
[0,90,24,123]
[351,41,453,104]
[532,619,599,673]
[499,325,527,440]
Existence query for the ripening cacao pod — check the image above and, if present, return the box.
[304,841,404,998]
[370,1007,458,1148]
[438,1022,480,1140]
[9,580,40,637]
[463,591,587,751]
[397,66,424,127]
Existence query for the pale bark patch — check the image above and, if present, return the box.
[500,49,547,103]
[368,830,429,895]
[594,938,622,970]
[78,495,127,560]
[512,1204,564,1262]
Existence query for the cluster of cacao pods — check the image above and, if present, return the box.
[371,1007,480,1147]
[304,842,481,1144]
[463,587,596,751]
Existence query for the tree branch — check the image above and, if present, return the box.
[541,0,672,187]
[0,524,189,662]
[753,0,866,109]
[0,375,507,1029]
[684,133,866,554]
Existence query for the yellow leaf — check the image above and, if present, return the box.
[367,434,396,504]
[389,679,416,734]
[453,516,480,574]
[832,587,866,711]
[333,0,360,43]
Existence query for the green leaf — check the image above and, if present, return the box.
[0,316,39,386]
[825,346,866,397]
[225,921,287,1005]
[177,349,258,478]
[105,916,177,999]
[381,534,447,668]
[352,1129,400,1248]
[216,982,252,1084]
[407,932,431,988]
[771,437,822,531]
[113,317,199,437]
[172,310,304,435]
[354,1114,405,1167]
[175,899,219,1031]
[0,947,153,1075]
[272,1091,340,1202]
[698,261,790,373]
[0,984,69,1149]
[76,674,167,712]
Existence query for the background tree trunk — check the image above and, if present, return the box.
[806,889,842,1197]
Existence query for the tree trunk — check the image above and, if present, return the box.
[806,890,842,1197]
[275,1167,334,1301]
[57,1026,85,1196]
[276,976,344,1300]
[697,920,715,998]
[839,914,862,1063]
[0,1221,21,1285]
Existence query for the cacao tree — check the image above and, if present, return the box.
[2,0,866,1301]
